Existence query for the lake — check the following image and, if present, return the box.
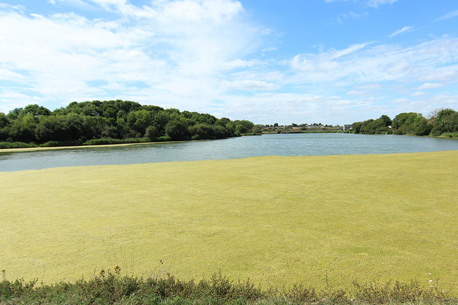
[1,133,458,172]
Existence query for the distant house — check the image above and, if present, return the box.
[343,124,353,131]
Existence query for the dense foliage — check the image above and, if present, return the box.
[352,108,458,137]
[0,270,454,305]
[0,100,260,147]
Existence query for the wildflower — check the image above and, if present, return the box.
[114,265,121,273]
[429,280,433,283]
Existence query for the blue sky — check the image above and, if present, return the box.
[0,0,457,124]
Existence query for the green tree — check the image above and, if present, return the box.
[8,113,37,142]
[101,125,119,138]
[65,113,85,141]
[412,116,432,136]
[189,123,216,140]
[145,125,159,140]
[35,115,69,143]
[127,110,153,136]
[0,112,10,128]
[234,120,255,134]
[7,108,22,120]
[392,113,421,135]
[431,108,457,136]
[22,104,51,118]
[352,122,362,134]
[153,111,171,136]
[165,119,189,140]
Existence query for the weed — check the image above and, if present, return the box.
[0,270,456,304]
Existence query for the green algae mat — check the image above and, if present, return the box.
[1,151,457,292]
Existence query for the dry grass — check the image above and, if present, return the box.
[0,151,457,293]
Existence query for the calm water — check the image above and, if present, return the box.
[1,133,458,172]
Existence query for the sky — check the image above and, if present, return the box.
[0,0,458,125]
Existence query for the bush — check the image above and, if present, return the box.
[0,270,456,305]
[156,135,172,142]
[40,140,81,147]
[440,132,458,139]
[0,141,37,149]
[83,137,149,145]
[352,280,449,304]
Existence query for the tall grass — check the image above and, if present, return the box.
[0,270,455,304]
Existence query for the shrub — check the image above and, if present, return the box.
[0,271,455,304]
[83,137,150,145]
[40,140,81,147]
[0,141,37,149]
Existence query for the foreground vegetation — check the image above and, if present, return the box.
[1,151,457,295]
[352,108,458,137]
[0,100,260,149]
[1,270,456,304]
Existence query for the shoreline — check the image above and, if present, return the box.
[0,140,183,154]
[1,132,457,155]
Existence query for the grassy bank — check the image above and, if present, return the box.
[1,151,457,294]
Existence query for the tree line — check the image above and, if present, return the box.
[0,100,260,147]
[352,108,458,137]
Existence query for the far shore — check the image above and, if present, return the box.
[1,132,456,155]
[0,141,173,154]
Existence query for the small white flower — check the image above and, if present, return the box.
[428,273,432,276]
[429,279,433,283]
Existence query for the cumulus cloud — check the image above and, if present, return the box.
[1,0,457,124]
[0,0,265,113]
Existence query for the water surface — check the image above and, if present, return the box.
[1,133,458,172]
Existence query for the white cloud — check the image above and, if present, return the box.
[0,3,24,12]
[347,90,364,96]
[52,0,97,10]
[367,0,397,8]
[430,94,458,105]
[1,1,457,124]
[289,37,458,85]
[331,42,371,59]
[437,10,458,21]
[290,42,372,74]
[0,0,265,113]
[223,80,277,91]
[390,26,413,37]
[324,0,397,8]
[417,83,444,90]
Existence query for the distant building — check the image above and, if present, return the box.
[343,124,353,131]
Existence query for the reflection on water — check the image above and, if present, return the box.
[1,133,458,171]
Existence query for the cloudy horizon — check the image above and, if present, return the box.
[1,0,458,125]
